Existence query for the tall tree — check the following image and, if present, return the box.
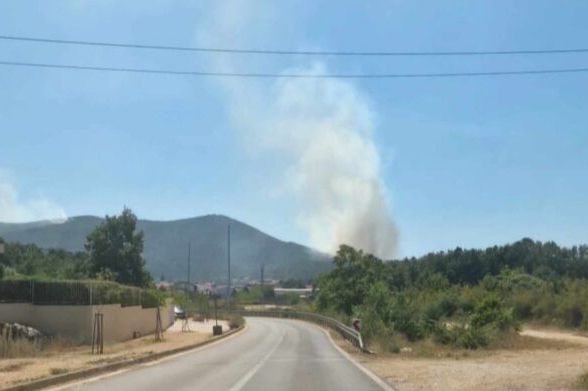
[0,236,6,267]
[85,208,152,287]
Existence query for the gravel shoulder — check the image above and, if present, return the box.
[335,326,588,391]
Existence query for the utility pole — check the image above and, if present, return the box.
[227,224,231,309]
[260,263,264,286]
[187,241,191,291]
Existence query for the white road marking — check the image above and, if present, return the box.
[322,327,396,391]
[228,331,286,391]
[47,325,248,391]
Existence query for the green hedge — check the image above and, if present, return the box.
[0,280,32,303]
[0,279,162,308]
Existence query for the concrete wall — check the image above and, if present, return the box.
[97,304,175,342]
[0,303,174,343]
[0,303,34,325]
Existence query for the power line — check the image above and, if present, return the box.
[1,60,588,79]
[1,34,588,56]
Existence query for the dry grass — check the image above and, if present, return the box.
[331,326,588,391]
[0,338,40,358]
[490,332,577,350]
[575,371,588,390]
[0,320,217,389]
[0,361,33,372]
[359,331,574,361]
[0,336,79,359]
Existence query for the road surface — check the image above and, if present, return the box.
[61,317,388,390]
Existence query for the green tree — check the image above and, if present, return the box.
[85,208,152,287]
[0,237,5,278]
[315,244,384,315]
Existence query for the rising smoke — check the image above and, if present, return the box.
[0,171,67,223]
[197,2,398,259]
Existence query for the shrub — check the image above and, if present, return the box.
[559,301,585,328]
[574,371,588,390]
[471,296,517,331]
[284,293,300,306]
[389,295,424,341]
[0,279,32,303]
[457,326,489,349]
[511,290,535,319]
[424,295,459,322]
[50,368,69,375]
[227,315,245,330]
[433,322,489,349]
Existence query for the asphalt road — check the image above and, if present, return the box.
[61,317,388,391]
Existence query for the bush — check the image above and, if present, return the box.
[559,301,585,328]
[424,295,459,322]
[315,243,588,352]
[0,279,32,303]
[284,293,300,306]
[458,326,490,349]
[433,322,490,349]
[389,295,424,342]
[471,296,517,331]
[227,315,245,330]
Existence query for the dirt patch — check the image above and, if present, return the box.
[0,320,220,389]
[520,328,588,347]
[339,327,588,391]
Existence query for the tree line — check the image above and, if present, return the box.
[315,239,588,351]
[0,208,152,288]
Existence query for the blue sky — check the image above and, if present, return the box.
[0,1,587,258]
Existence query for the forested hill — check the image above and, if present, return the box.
[393,238,588,287]
[0,215,331,281]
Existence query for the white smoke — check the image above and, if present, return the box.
[0,173,67,223]
[197,2,398,258]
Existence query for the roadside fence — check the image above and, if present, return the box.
[0,279,160,308]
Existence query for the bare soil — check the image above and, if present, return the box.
[0,319,227,389]
[339,326,588,391]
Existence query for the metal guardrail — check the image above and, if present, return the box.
[232,309,366,352]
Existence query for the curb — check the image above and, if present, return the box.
[2,326,245,391]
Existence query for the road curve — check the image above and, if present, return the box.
[60,317,387,391]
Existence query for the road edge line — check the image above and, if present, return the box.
[322,327,397,391]
[1,325,247,391]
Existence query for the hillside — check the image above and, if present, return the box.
[0,215,332,281]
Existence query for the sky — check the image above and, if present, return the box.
[0,0,587,258]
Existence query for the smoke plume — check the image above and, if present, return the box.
[197,2,398,258]
[0,172,67,223]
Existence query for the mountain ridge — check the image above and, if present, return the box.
[0,215,332,281]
